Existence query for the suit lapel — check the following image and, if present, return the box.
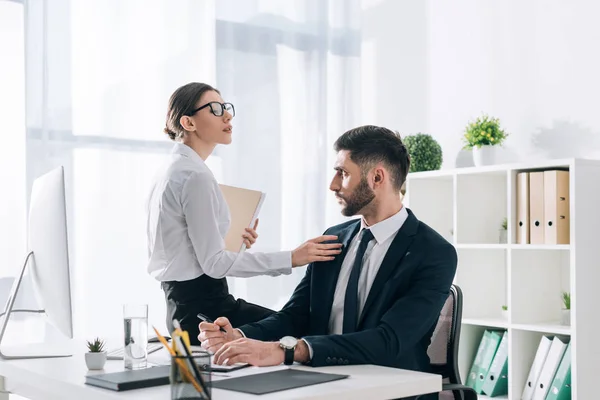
[319,220,361,331]
[358,209,419,325]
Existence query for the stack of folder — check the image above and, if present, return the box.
[516,170,570,245]
[466,329,508,397]
[522,335,571,400]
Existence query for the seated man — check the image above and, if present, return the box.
[199,125,457,400]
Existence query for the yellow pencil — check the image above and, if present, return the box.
[152,326,204,394]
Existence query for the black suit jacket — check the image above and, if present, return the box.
[239,208,457,375]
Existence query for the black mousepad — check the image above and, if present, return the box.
[210,368,349,395]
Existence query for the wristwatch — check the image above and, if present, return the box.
[279,336,298,365]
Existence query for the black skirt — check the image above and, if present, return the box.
[161,274,274,345]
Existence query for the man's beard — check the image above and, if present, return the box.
[338,177,376,217]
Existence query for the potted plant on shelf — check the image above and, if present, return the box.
[85,337,107,370]
[561,292,571,326]
[403,133,443,172]
[499,217,508,244]
[462,114,509,167]
[501,305,508,320]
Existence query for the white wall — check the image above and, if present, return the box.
[361,0,600,169]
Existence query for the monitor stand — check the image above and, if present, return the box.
[0,251,73,359]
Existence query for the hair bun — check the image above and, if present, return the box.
[164,127,176,141]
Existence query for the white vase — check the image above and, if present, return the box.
[501,309,508,320]
[472,145,497,167]
[85,351,107,370]
[561,309,571,326]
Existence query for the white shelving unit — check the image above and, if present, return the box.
[404,158,600,400]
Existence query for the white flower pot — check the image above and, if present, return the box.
[472,145,498,167]
[85,351,107,370]
[501,309,508,320]
[561,309,570,326]
[499,229,507,244]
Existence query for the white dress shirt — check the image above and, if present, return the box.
[146,143,292,282]
[328,206,409,335]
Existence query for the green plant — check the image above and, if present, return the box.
[403,133,443,172]
[86,337,106,353]
[562,292,571,310]
[501,305,508,311]
[501,217,508,230]
[462,114,509,149]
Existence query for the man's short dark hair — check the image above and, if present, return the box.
[333,125,410,191]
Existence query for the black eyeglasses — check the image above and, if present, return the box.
[187,102,235,118]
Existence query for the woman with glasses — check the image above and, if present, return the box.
[146,82,342,343]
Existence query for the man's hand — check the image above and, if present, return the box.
[213,338,284,367]
[291,235,342,267]
[198,317,242,353]
[242,219,259,249]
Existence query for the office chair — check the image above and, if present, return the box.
[417,284,478,400]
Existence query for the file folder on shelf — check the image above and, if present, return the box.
[543,170,570,245]
[529,171,545,245]
[466,330,490,389]
[481,330,508,397]
[473,330,504,394]
[516,172,530,244]
[532,336,569,400]
[545,342,571,400]
[521,335,553,400]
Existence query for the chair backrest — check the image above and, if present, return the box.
[427,284,463,384]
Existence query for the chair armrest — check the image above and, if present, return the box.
[442,383,478,400]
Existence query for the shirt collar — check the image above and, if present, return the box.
[171,142,205,166]
[360,206,408,244]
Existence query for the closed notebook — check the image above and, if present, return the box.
[84,365,170,391]
[219,184,266,253]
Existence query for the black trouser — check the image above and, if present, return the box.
[161,273,275,345]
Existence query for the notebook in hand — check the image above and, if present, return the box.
[84,365,171,391]
[219,184,266,253]
[210,368,349,395]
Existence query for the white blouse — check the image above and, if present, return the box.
[146,143,291,282]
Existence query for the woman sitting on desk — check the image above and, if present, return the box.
[146,82,342,344]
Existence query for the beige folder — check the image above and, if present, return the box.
[543,170,570,245]
[516,172,530,244]
[529,172,545,245]
[219,184,266,253]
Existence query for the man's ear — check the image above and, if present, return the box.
[372,166,385,187]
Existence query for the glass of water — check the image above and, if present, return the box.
[123,303,148,369]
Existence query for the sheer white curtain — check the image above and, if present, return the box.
[22,0,360,340]
[214,0,361,308]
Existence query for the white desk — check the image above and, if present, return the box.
[0,349,441,400]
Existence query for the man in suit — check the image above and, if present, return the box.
[199,125,457,399]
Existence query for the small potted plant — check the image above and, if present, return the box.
[499,217,508,244]
[501,305,508,320]
[85,337,107,370]
[561,292,571,325]
[403,133,443,172]
[462,114,509,166]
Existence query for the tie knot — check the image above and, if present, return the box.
[360,228,374,244]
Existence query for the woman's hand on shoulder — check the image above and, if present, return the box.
[291,235,342,267]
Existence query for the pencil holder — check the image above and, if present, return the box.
[170,353,212,400]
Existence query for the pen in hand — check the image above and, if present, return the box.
[197,312,227,333]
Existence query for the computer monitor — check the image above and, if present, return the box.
[0,166,74,359]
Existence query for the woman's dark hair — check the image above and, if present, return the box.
[164,82,220,141]
[334,125,410,191]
